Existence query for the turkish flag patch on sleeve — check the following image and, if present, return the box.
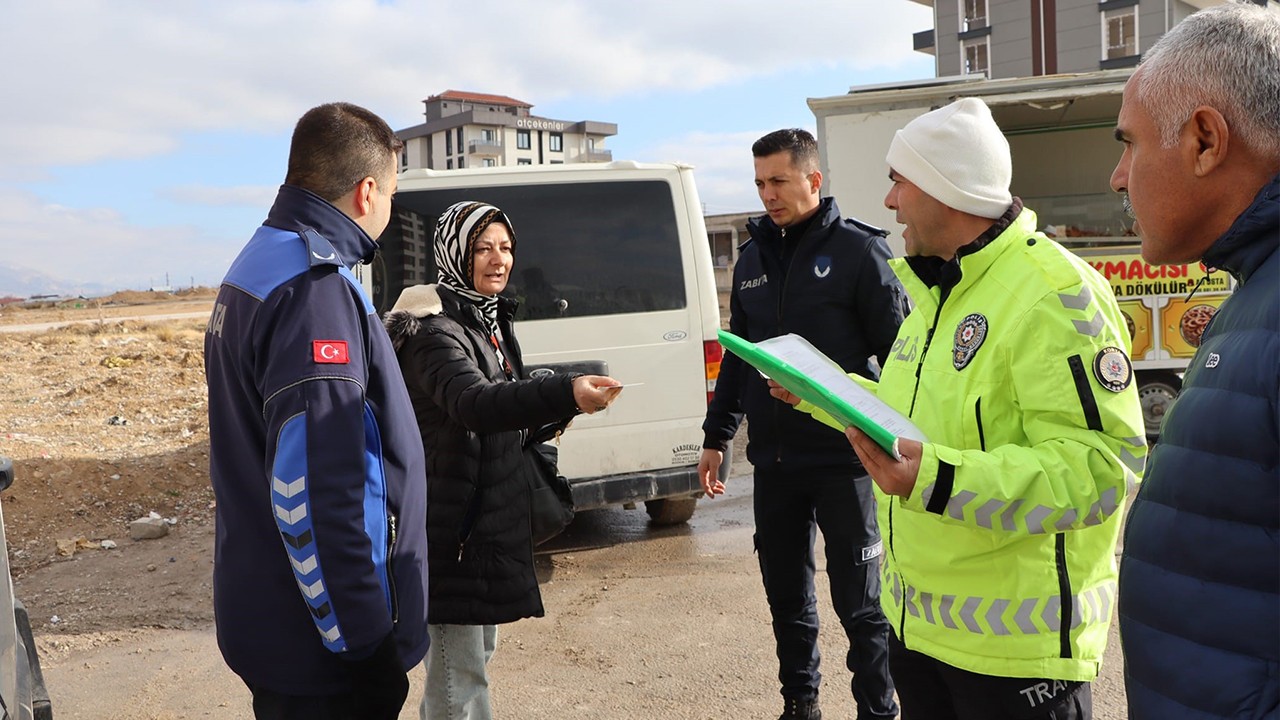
[313,340,350,364]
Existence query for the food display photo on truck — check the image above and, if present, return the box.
[808,68,1235,439]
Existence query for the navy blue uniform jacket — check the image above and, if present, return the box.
[703,197,908,471]
[204,185,429,694]
[1119,174,1279,719]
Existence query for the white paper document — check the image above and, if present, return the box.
[755,334,928,444]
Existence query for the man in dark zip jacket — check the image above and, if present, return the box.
[1111,5,1280,718]
[699,128,907,720]
[204,102,429,719]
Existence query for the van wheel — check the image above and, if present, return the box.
[1137,371,1181,442]
[644,497,697,525]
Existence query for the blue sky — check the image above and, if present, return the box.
[0,1,933,295]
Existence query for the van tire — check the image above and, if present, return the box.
[644,497,697,525]
[1137,371,1181,442]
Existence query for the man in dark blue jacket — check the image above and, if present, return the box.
[699,128,907,720]
[204,102,429,719]
[1110,5,1280,719]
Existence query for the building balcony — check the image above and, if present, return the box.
[582,149,613,162]
[913,29,935,54]
[468,140,502,156]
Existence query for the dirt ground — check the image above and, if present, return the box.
[0,290,219,637]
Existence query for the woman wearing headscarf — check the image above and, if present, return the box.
[384,201,621,720]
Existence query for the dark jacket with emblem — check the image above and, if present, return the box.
[702,196,908,471]
[797,202,1147,681]
[384,283,580,626]
[1119,174,1280,720]
[204,185,430,694]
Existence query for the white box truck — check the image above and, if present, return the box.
[357,161,727,523]
[809,69,1233,439]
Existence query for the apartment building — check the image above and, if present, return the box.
[395,90,617,170]
[911,0,1279,79]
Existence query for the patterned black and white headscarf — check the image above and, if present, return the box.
[433,200,517,340]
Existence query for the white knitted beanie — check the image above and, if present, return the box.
[885,97,1013,219]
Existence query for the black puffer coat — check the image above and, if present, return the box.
[385,284,580,625]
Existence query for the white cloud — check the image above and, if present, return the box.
[0,191,240,291]
[642,130,782,215]
[161,185,278,208]
[0,0,933,289]
[1,1,930,171]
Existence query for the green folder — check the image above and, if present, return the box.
[717,329,926,459]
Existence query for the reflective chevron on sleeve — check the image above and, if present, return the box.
[935,484,1128,532]
[275,501,308,525]
[1120,444,1146,474]
[297,577,324,599]
[1084,487,1120,527]
[974,499,1003,529]
[1120,444,1145,493]
[1072,312,1104,337]
[945,490,978,522]
[1058,286,1093,310]
[999,499,1025,531]
[273,475,306,498]
[290,553,318,576]
[1025,505,1054,534]
[272,470,346,652]
[1054,508,1080,532]
[271,413,350,653]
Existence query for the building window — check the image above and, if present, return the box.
[456,128,464,151]
[517,158,532,165]
[481,128,496,143]
[549,132,563,152]
[445,131,452,155]
[483,158,496,167]
[709,231,734,268]
[550,160,564,164]
[447,158,454,169]
[400,147,408,170]
[1103,7,1138,60]
[457,157,465,169]
[517,129,531,150]
[960,0,987,32]
[962,37,989,76]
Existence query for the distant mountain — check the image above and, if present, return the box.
[0,263,114,299]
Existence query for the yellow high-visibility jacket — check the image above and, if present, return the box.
[799,208,1145,681]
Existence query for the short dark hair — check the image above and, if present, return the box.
[752,128,819,172]
[285,102,404,201]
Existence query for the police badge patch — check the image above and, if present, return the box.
[1093,346,1133,392]
[952,313,988,370]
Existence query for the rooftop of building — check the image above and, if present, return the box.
[423,90,533,108]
